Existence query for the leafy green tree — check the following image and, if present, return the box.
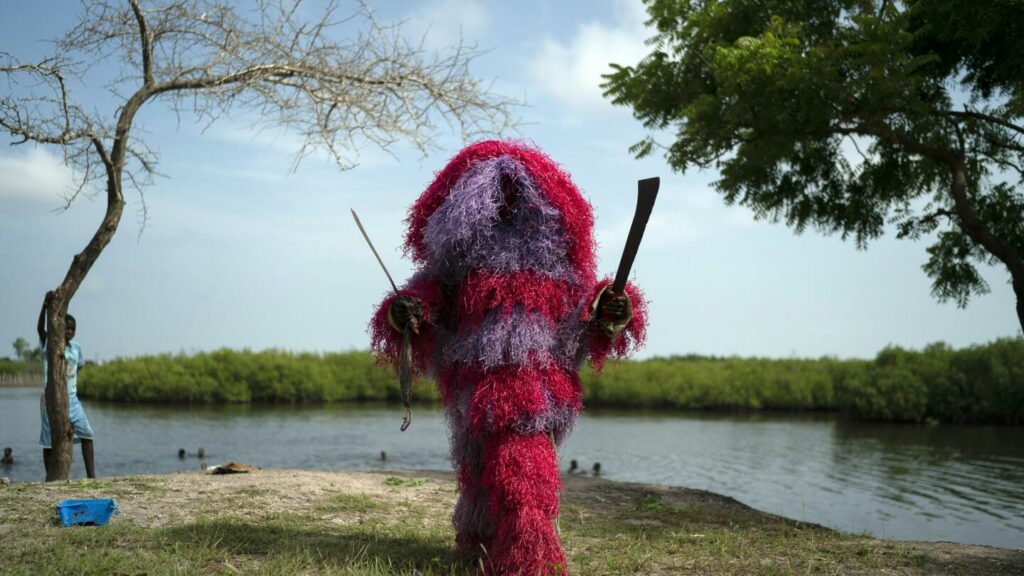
[12,337,30,362]
[603,0,1024,330]
[9,337,41,365]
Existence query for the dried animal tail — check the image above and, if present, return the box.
[399,323,415,431]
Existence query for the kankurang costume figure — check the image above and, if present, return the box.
[370,140,647,575]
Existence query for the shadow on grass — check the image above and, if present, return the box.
[159,518,470,574]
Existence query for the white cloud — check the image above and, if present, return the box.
[0,147,78,202]
[405,0,491,50]
[527,0,650,110]
[597,208,705,259]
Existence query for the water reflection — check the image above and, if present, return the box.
[1,388,1021,549]
[557,410,1024,549]
[826,419,1024,545]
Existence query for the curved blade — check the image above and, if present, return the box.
[612,177,659,294]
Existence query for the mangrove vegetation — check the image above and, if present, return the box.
[70,338,1024,425]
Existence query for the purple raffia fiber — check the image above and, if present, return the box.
[512,386,580,443]
[421,156,575,282]
[443,307,557,369]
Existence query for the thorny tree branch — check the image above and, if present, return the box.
[2,0,518,218]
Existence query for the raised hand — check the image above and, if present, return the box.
[594,286,632,338]
[388,296,424,334]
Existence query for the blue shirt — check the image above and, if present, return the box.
[41,340,83,398]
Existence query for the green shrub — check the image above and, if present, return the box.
[77,339,1024,424]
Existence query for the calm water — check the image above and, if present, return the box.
[1,387,1022,550]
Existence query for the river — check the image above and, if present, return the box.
[1,387,1021,549]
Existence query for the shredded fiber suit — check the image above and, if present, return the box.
[370,139,647,575]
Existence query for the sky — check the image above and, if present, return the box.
[0,0,1019,363]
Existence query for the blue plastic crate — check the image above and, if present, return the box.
[55,498,118,527]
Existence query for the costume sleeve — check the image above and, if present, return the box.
[580,279,648,372]
[368,269,442,377]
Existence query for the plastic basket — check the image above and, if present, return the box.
[55,498,118,527]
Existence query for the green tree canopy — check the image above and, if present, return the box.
[603,0,1024,331]
[10,337,41,364]
[12,337,30,362]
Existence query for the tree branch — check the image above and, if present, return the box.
[128,0,153,86]
[986,135,1024,155]
[941,109,1024,137]
[857,122,960,166]
[981,147,1024,176]
[918,208,956,226]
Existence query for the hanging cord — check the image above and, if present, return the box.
[398,320,417,431]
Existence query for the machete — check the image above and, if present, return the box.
[351,208,415,431]
[596,177,659,337]
[351,209,399,294]
[612,177,660,294]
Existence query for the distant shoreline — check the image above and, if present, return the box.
[0,374,41,388]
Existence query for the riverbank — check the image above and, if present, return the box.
[1,469,1020,575]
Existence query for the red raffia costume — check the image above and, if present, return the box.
[370,139,647,574]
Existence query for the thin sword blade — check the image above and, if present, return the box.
[351,209,399,294]
[612,177,660,294]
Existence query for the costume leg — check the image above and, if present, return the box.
[448,386,494,560]
[452,430,493,559]
[481,431,566,575]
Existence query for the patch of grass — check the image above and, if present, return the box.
[318,492,381,515]
[384,477,428,488]
[562,495,935,576]
[633,496,682,514]
[2,510,466,576]
[65,479,115,490]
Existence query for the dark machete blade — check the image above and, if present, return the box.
[612,177,660,294]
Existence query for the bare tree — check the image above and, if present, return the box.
[0,0,516,480]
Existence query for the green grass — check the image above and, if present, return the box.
[2,515,463,575]
[317,492,381,515]
[2,471,1019,575]
[383,477,429,488]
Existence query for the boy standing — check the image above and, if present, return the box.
[37,291,95,479]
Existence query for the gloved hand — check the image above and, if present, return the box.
[388,296,424,334]
[593,285,632,338]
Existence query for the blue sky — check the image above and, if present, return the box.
[1,0,1019,362]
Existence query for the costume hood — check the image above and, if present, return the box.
[403,139,597,279]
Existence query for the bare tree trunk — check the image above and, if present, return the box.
[949,161,1024,333]
[43,303,70,481]
[1017,280,1024,334]
[43,140,126,481]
